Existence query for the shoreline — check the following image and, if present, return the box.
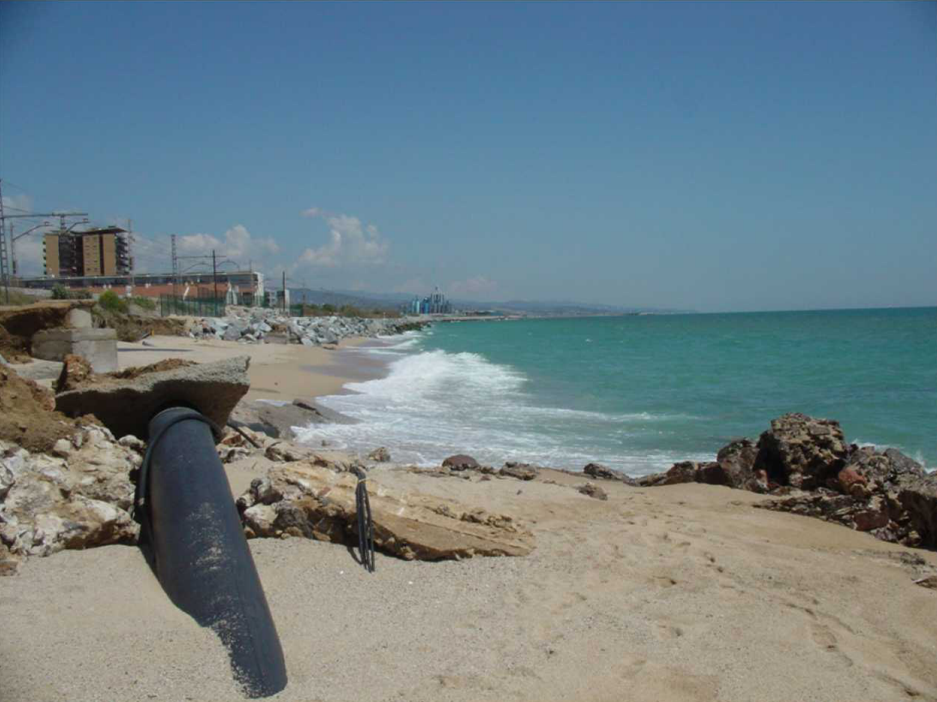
[115,334,377,403]
[116,333,935,476]
[3,329,937,701]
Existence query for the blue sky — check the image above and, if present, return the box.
[1,1,934,311]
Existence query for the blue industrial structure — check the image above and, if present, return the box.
[407,287,451,315]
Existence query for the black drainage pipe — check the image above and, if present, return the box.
[140,407,288,698]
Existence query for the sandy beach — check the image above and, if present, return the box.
[114,335,378,402]
[2,336,936,702]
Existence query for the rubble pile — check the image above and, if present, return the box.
[0,425,142,575]
[187,307,425,346]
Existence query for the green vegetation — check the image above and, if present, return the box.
[129,296,157,311]
[50,284,91,300]
[97,290,129,314]
[291,302,398,319]
[1,290,40,306]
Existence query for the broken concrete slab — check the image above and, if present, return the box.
[54,356,251,440]
[32,328,119,373]
[237,462,534,561]
[7,359,65,383]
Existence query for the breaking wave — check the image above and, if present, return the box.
[294,337,709,474]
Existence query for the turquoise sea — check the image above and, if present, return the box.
[297,307,936,475]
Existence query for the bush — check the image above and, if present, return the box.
[97,290,128,314]
[50,284,92,300]
[130,296,156,311]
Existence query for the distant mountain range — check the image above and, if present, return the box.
[287,287,693,316]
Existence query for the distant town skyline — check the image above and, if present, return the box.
[2,2,934,312]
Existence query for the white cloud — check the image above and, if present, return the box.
[295,208,389,269]
[449,276,498,297]
[11,235,46,276]
[2,191,33,215]
[176,224,279,266]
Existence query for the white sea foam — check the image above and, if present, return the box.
[294,344,709,475]
[852,439,932,472]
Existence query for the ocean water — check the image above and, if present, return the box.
[295,307,937,475]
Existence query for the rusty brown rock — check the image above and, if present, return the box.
[837,466,869,498]
[442,454,479,471]
[755,413,848,489]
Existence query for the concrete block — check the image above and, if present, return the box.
[66,308,93,329]
[55,356,250,440]
[31,328,119,373]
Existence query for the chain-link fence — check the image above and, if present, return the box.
[159,293,226,318]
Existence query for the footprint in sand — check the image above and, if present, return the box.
[656,623,684,640]
[809,621,838,652]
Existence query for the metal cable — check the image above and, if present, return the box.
[351,466,375,573]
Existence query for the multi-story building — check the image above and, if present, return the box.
[264,288,290,309]
[43,227,131,277]
[408,287,452,315]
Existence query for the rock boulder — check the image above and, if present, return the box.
[442,454,479,471]
[583,463,636,484]
[368,447,391,462]
[755,413,848,489]
[236,462,533,560]
[899,477,937,550]
[500,462,539,481]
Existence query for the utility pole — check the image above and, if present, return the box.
[127,219,134,291]
[281,270,286,313]
[0,181,89,302]
[171,234,178,297]
[212,249,218,301]
[0,179,9,304]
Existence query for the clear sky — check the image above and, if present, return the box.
[1,1,934,312]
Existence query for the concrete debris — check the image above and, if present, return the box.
[0,425,140,575]
[55,356,251,440]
